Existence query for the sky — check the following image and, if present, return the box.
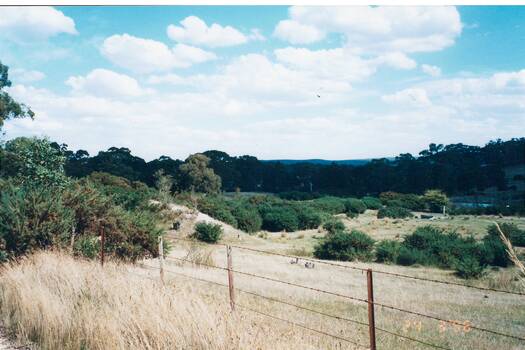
[1,6,524,161]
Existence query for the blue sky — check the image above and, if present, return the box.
[1,6,524,160]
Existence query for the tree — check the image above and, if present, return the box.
[0,61,34,131]
[1,137,69,189]
[179,153,221,194]
[422,189,449,213]
[154,169,173,204]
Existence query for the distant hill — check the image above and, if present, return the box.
[261,158,386,166]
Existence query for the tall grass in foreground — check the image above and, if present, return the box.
[0,251,346,350]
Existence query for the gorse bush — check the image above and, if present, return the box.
[193,222,223,243]
[322,219,346,235]
[401,226,482,268]
[230,203,262,233]
[88,172,156,211]
[375,240,401,263]
[455,256,485,279]
[377,206,413,219]
[344,198,366,215]
[0,183,74,260]
[362,196,382,210]
[278,191,321,201]
[487,223,525,247]
[374,225,512,278]
[311,196,347,215]
[314,230,375,261]
[261,206,299,232]
[293,204,323,230]
[197,196,238,228]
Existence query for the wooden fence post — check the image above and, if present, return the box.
[70,225,76,254]
[226,245,235,311]
[367,268,377,350]
[158,236,165,284]
[100,224,105,267]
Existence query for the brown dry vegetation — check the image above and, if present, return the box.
[0,251,362,350]
[1,207,524,350]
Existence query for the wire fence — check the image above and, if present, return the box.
[120,236,524,350]
[170,236,525,296]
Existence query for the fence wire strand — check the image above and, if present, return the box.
[169,236,525,296]
[137,261,524,349]
[161,252,525,343]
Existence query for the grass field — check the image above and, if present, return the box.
[1,208,523,350]
[158,208,525,350]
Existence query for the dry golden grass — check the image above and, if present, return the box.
[0,251,361,350]
[159,236,525,350]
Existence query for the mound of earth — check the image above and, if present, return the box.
[167,203,247,240]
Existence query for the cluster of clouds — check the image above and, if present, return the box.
[1,6,523,160]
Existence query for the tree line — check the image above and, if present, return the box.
[57,138,525,197]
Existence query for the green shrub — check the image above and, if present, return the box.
[262,206,299,232]
[401,226,483,268]
[231,204,262,233]
[377,206,413,219]
[481,235,510,267]
[314,230,375,261]
[362,196,382,210]
[0,183,74,259]
[396,246,427,266]
[487,223,525,247]
[311,196,347,214]
[379,192,424,210]
[344,198,366,214]
[74,236,99,259]
[422,189,449,213]
[194,222,223,243]
[294,205,323,230]
[64,180,163,261]
[278,191,321,200]
[87,172,157,211]
[375,240,401,263]
[197,196,238,227]
[322,219,346,235]
[455,256,485,279]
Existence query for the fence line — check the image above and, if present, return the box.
[169,237,525,296]
[162,243,525,343]
[236,304,370,349]
[137,262,456,349]
[165,255,370,304]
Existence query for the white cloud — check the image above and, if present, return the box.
[5,64,524,161]
[422,64,442,77]
[167,16,248,47]
[279,6,462,53]
[273,19,325,44]
[248,28,266,41]
[382,88,432,107]
[100,34,216,73]
[274,47,375,83]
[0,7,77,41]
[66,69,150,98]
[147,73,186,85]
[9,68,46,83]
[374,52,417,70]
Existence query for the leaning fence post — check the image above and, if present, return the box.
[100,224,105,267]
[158,236,165,284]
[367,268,377,350]
[226,245,235,311]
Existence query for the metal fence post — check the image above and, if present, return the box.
[100,224,105,267]
[227,245,235,311]
[158,236,165,284]
[367,268,377,350]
